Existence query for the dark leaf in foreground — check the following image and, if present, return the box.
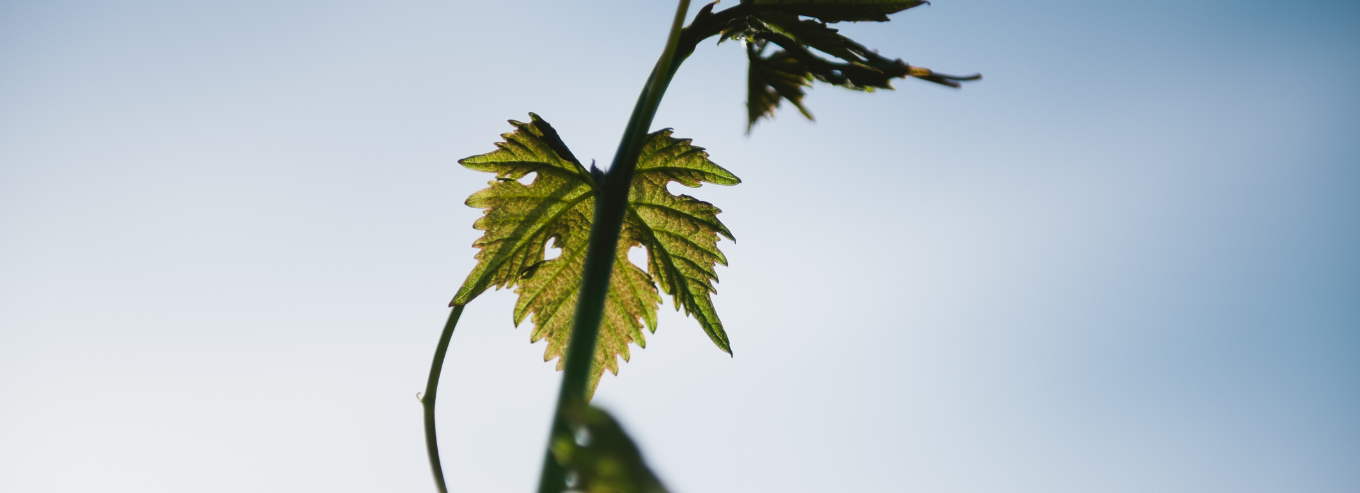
[551,405,669,493]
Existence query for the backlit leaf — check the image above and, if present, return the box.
[453,114,739,397]
[747,45,814,132]
[629,129,740,354]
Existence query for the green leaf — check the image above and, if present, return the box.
[747,45,814,131]
[749,12,872,63]
[747,0,927,23]
[454,114,739,398]
[452,113,593,305]
[628,129,740,354]
[551,404,669,493]
[731,7,981,128]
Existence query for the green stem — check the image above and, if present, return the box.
[534,1,692,492]
[422,304,465,493]
[558,0,691,400]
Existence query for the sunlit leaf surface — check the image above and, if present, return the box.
[453,114,739,397]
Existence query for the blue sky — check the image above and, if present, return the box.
[1,1,1357,492]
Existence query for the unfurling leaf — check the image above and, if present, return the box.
[747,44,814,132]
[716,1,980,129]
[453,114,739,398]
[748,0,928,23]
[551,404,669,493]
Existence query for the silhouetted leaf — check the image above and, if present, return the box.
[725,4,981,128]
[747,45,814,131]
[747,0,927,23]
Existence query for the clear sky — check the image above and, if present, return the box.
[1,1,1356,492]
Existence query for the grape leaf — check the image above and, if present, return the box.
[747,44,814,132]
[744,11,874,64]
[747,0,928,23]
[628,128,740,356]
[723,5,981,129]
[453,114,739,397]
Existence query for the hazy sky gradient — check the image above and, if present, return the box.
[2,1,1357,492]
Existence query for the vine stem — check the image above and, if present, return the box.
[534,1,692,492]
[422,304,465,493]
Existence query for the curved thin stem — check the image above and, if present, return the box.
[422,304,465,493]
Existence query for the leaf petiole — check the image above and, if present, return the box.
[421,304,465,493]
